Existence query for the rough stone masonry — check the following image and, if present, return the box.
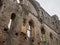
[0,0,60,45]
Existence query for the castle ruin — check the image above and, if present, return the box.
[0,0,60,45]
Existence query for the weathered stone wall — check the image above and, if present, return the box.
[0,0,60,45]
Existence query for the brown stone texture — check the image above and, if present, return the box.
[0,0,60,45]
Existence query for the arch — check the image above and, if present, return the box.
[29,19,34,28]
[41,26,46,43]
[11,13,16,20]
[8,13,16,29]
[41,27,45,34]
[27,19,35,38]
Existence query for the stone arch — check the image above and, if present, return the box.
[29,19,34,28]
[26,19,35,45]
[8,13,16,29]
[27,19,35,37]
[11,13,16,20]
[41,26,45,34]
[40,26,46,44]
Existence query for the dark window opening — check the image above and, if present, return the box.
[15,33,18,36]
[0,0,3,7]
[24,37,27,39]
[39,18,42,23]
[11,13,16,20]
[50,33,53,39]
[42,12,43,15]
[4,28,8,32]
[29,20,34,28]
[41,27,45,34]
[32,39,34,42]
[2,41,5,43]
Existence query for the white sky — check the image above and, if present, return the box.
[36,0,60,20]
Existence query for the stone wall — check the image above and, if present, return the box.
[0,0,60,45]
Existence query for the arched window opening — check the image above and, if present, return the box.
[8,13,16,29]
[41,27,46,42]
[27,20,35,45]
[29,20,34,28]
[27,20,34,38]
[41,27,45,34]
[11,13,16,20]
[50,33,53,39]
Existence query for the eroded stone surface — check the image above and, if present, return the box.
[0,0,60,45]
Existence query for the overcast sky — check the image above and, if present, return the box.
[36,0,60,20]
